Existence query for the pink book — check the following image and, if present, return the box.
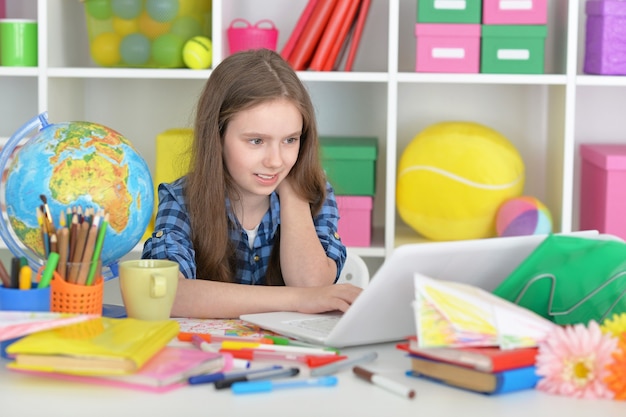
[280,0,319,61]
[9,346,226,393]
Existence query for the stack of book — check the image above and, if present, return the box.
[397,337,540,395]
[281,0,372,71]
[5,317,227,393]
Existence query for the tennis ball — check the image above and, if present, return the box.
[183,36,212,69]
[396,121,525,241]
[90,32,122,67]
[496,196,552,237]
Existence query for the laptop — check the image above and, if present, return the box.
[240,231,602,348]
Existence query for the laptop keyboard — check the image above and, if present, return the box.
[284,316,340,335]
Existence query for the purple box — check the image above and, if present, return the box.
[584,0,626,75]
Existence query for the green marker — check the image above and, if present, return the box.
[38,252,60,289]
[86,215,108,286]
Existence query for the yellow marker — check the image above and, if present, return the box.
[18,265,32,290]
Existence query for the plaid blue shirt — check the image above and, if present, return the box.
[142,177,346,284]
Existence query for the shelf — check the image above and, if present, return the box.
[1,0,624,265]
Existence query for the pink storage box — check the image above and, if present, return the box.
[415,24,481,73]
[482,0,547,24]
[580,144,626,240]
[336,196,373,247]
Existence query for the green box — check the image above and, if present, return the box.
[320,136,378,196]
[481,25,548,74]
[417,0,482,23]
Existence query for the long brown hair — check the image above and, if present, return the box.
[185,49,327,284]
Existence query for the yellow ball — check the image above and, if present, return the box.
[90,32,122,66]
[396,121,525,241]
[183,36,212,69]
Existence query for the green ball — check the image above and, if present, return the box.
[86,0,113,20]
[151,33,184,67]
[171,16,203,40]
[111,0,142,20]
[120,33,151,66]
[146,0,179,23]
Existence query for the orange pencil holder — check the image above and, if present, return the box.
[37,266,104,315]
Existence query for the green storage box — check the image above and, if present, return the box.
[320,136,377,196]
[417,0,482,23]
[481,25,547,74]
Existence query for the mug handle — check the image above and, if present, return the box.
[150,274,167,298]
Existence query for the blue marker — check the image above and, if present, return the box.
[231,376,338,394]
[188,365,283,385]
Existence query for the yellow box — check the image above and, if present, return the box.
[143,128,193,239]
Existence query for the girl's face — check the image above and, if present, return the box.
[223,98,302,200]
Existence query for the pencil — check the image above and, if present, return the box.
[0,260,10,287]
[76,215,100,285]
[18,265,32,290]
[68,213,78,263]
[86,213,108,286]
[68,220,89,284]
[57,227,69,280]
[10,257,20,289]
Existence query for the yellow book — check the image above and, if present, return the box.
[6,317,179,375]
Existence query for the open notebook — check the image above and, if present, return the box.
[240,231,603,348]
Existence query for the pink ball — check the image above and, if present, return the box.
[496,196,552,237]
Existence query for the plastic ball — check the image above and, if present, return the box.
[90,32,122,66]
[112,16,139,36]
[111,0,142,20]
[396,121,525,241]
[171,16,203,40]
[86,0,112,20]
[151,33,184,67]
[146,0,179,22]
[496,196,552,237]
[183,36,212,69]
[177,0,197,16]
[138,10,172,39]
[120,33,151,66]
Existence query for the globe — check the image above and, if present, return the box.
[0,112,154,276]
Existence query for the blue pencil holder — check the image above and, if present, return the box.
[0,283,51,359]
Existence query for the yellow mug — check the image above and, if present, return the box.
[118,259,179,321]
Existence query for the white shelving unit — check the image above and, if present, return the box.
[0,0,623,267]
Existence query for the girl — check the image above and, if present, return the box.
[142,49,362,318]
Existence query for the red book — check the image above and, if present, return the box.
[344,0,371,71]
[309,0,359,71]
[287,0,338,71]
[280,0,319,61]
[397,339,538,373]
[322,0,360,71]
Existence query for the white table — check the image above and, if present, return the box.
[1,280,624,417]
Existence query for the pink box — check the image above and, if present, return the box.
[482,0,547,24]
[336,196,373,247]
[415,24,481,73]
[580,144,626,239]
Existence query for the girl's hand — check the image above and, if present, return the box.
[295,284,363,314]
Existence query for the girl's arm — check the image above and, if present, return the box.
[171,273,361,318]
[277,179,340,287]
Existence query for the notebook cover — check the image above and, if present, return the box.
[6,317,179,375]
[287,0,338,71]
[9,346,224,392]
[344,0,371,71]
[0,311,97,343]
[280,0,319,61]
[397,338,538,373]
[309,0,359,71]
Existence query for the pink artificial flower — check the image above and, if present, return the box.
[535,321,618,400]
